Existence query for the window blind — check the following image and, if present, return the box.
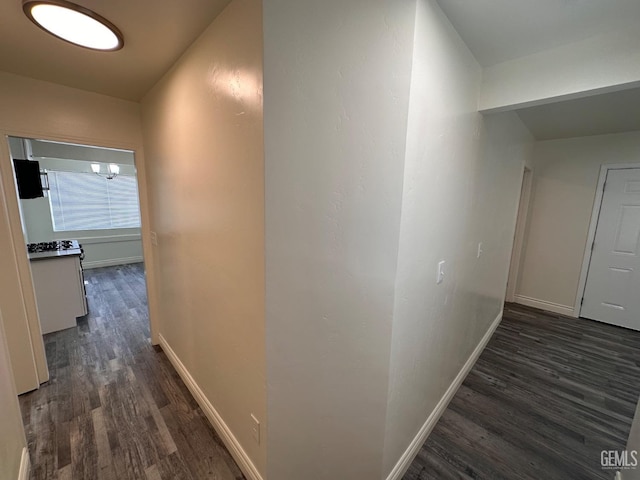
[48,171,141,231]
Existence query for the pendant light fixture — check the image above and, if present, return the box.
[91,163,120,180]
[23,0,124,51]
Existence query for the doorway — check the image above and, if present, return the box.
[6,136,150,389]
[506,166,532,302]
[579,166,640,330]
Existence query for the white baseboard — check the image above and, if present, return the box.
[385,311,503,480]
[18,447,30,480]
[158,334,263,480]
[75,234,141,245]
[513,294,576,318]
[82,256,143,269]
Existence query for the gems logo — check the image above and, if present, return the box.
[601,450,638,470]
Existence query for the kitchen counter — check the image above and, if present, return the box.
[28,247,82,261]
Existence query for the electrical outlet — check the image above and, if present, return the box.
[251,414,260,444]
[477,242,483,258]
[150,231,158,246]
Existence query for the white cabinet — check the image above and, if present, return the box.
[30,255,87,334]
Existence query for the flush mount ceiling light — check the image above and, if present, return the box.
[23,0,124,51]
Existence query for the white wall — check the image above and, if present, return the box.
[9,139,144,269]
[623,399,640,480]
[382,0,533,476]
[480,26,640,112]
[263,0,416,478]
[0,70,152,394]
[263,1,535,478]
[0,308,28,480]
[517,131,640,313]
[141,0,266,475]
[0,174,39,394]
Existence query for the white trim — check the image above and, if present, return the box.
[74,233,141,245]
[514,294,575,317]
[575,164,640,316]
[385,311,503,480]
[575,164,608,316]
[0,136,48,388]
[158,334,264,480]
[0,126,161,386]
[506,166,532,302]
[82,256,143,269]
[18,447,30,480]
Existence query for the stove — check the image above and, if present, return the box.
[27,240,79,253]
[27,238,88,332]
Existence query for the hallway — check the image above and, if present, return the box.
[404,303,640,480]
[19,264,244,480]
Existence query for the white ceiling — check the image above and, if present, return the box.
[435,0,640,139]
[435,0,640,67]
[1,0,639,140]
[515,88,640,141]
[0,0,231,101]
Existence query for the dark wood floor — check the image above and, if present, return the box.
[404,303,640,480]
[20,263,244,480]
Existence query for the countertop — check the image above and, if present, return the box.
[28,248,82,261]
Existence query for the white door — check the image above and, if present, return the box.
[582,168,640,330]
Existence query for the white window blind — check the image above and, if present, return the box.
[48,171,141,231]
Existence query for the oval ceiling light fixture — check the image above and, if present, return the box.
[23,0,124,51]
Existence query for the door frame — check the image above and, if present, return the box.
[574,163,640,316]
[506,166,533,302]
[0,128,159,391]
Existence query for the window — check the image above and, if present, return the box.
[48,170,141,231]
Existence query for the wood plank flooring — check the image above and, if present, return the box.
[403,303,640,480]
[19,263,245,480]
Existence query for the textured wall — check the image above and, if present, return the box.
[382,1,534,475]
[263,0,417,478]
[141,0,266,474]
[517,131,640,312]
